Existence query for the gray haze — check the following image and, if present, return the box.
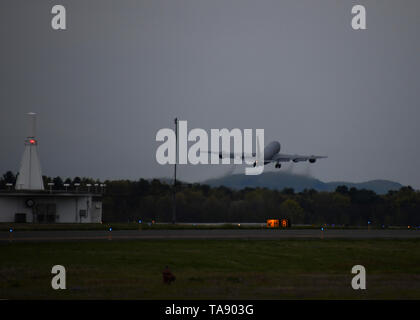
[1,1,419,188]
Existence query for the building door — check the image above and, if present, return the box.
[35,203,57,223]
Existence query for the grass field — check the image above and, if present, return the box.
[1,239,420,299]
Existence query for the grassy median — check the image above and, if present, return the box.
[1,239,419,299]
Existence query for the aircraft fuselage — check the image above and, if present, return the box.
[263,141,280,164]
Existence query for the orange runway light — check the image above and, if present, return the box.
[280,218,289,228]
[266,219,279,228]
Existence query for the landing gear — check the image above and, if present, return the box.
[275,163,281,169]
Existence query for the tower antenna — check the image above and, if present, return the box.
[172,118,178,224]
[27,112,37,138]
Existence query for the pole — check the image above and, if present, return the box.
[28,112,37,138]
[172,118,178,224]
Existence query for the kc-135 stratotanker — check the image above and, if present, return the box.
[211,140,327,169]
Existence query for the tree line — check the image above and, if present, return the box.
[1,171,419,226]
[0,171,103,192]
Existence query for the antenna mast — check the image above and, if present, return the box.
[27,112,37,138]
[172,118,178,224]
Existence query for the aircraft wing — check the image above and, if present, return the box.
[204,137,263,161]
[204,151,255,160]
[272,153,327,163]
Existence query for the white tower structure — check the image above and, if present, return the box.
[15,113,44,190]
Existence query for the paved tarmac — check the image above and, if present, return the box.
[1,229,419,242]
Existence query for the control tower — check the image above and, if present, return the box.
[15,112,44,190]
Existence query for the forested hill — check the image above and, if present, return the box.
[204,172,403,194]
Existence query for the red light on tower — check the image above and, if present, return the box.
[29,139,36,145]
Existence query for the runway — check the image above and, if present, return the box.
[1,229,420,242]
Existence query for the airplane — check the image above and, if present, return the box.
[213,141,327,168]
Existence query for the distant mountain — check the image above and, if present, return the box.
[203,172,403,194]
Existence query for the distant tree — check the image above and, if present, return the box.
[282,188,295,195]
[0,171,15,189]
[2,171,17,184]
[301,188,318,196]
[330,193,351,224]
[336,185,349,194]
[280,199,304,224]
[135,178,150,196]
[73,177,81,184]
[349,188,378,205]
[0,171,16,189]
[53,176,64,189]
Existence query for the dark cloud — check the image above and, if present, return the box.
[1,0,419,187]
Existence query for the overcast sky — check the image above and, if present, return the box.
[1,1,419,188]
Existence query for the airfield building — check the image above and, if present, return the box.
[0,113,103,223]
